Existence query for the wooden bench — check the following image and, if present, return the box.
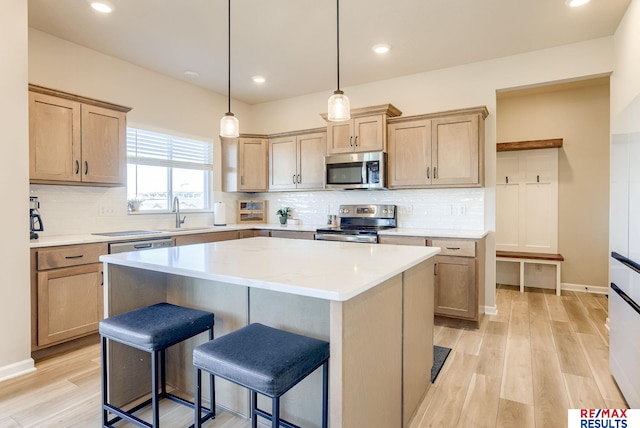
[496,251,564,296]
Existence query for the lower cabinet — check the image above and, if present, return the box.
[378,235,485,321]
[434,255,476,320]
[31,242,107,350]
[174,230,240,246]
[269,230,315,240]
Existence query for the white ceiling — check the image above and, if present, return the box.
[28,0,630,105]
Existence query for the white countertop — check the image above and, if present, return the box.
[30,224,488,248]
[100,237,440,301]
[29,223,318,248]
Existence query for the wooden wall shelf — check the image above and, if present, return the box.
[497,138,563,152]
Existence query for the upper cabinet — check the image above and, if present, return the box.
[323,104,401,155]
[269,130,326,191]
[29,85,130,186]
[221,136,269,192]
[388,106,488,188]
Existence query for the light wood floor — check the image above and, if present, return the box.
[0,285,627,427]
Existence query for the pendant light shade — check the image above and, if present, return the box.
[220,112,239,138]
[327,0,350,122]
[219,0,239,137]
[328,90,350,122]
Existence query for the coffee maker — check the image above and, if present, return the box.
[30,196,44,240]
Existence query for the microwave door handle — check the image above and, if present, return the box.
[362,163,368,184]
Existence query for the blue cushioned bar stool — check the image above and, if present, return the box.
[100,302,216,428]
[193,323,329,428]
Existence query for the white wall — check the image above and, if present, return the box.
[0,1,34,381]
[612,0,640,128]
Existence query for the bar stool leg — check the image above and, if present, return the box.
[208,327,215,418]
[271,396,280,428]
[195,367,202,428]
[322,361,329,428]
[251,391,258,428]
[152,350,160,427]
[101,336,109,426]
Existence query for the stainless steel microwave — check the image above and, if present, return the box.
[324,151,386,189]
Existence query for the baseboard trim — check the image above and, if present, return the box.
[484,305,498,316]
[0,358,35,383]
[562,283,609,295]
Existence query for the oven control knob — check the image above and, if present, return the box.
[383,209,388,214]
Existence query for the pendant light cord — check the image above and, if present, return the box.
[336,0,341,92]
[227,0,231,114]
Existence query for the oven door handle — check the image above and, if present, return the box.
[611,282,640,316]
[316,234,377,244]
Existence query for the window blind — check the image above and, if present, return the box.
[127,128,213,170]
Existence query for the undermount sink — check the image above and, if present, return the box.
[92,230,163,237]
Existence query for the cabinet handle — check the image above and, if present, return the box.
[84,161,88,175]
[292,174,296,184]
[426,166,430,179]
[537,175,540,183]
[297,174,301,184]
[75,160,80,175]
[445,247,461,250]
[354,136,358,147]
[506,176,509,184]
[434,166,437,179]
[241,176,244,185]
[64,255,84,259]
[434,264,437,276]
[349,136,353,147]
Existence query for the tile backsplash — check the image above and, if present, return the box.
[30,184,484,236]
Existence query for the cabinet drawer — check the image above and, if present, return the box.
[430,239,475,257]
[37,243,107,270]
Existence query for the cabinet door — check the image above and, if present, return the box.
[239,138,268,191]
[81,104,127,185]
[37,263,103,346]
[434,255,476,319]
[174,231,240,246]
[327,121,354,154]
[29,92,81,182]
[388,120,431,188]
[269,136,298,190]
[354,115,384,152]
[431,114,480,186]
[297,132,326,189]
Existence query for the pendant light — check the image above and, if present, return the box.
[220,0,239,137]
[327,0,350,122]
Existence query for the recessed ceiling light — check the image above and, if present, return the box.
[566,0,590,7]
[252,75,266,84]
[90,1,113,13]
[184,71,200,79]
[372,44,390,54]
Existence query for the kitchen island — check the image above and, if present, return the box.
[100,237,440,428]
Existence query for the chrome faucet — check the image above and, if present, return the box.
[172,196,186,228]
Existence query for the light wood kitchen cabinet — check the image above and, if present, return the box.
[269,130,326,190]
[432,238,485,321]
[378,234,485,322]
[387,106,487,188]
[31,242,107,350]
[323,104,401,155]
[221,136,269,192]
[270,230,315,240]
[174,230,240,246]
[29,85,130,186]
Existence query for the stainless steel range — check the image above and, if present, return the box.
[316,204,396,243]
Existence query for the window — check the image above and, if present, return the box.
[127,128,213,212]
